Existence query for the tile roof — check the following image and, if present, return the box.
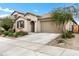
[11,11,25,15]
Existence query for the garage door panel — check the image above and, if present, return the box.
[41,21,62,33]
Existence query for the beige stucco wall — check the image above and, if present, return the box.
[25,14,38,32]
[14,13,64,33]
[15,17,63,33]
[36,21,41,32]
[14,17,28,32]
[12,12,24,18]
[15,14,39,32]
[24,14,37,21]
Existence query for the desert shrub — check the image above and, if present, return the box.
[8,29,15,33]
[0,30,4,35]
[0,30,4,33]
[3,31,10,36]
[18,31,28,36]
[13,31,28,37]
[13,32,20,37]
[1,30,28,37]
[58,40,65,43]
[1,17,14,31]
[0,32,2,35]
[61,30,75,39]
[8,32,13,37]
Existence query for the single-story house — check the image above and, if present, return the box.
[11,11,79,33]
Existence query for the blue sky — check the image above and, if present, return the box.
[0,3,75,17]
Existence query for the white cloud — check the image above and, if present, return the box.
[0,7,14,12]
[0,14,9,17]
[33,9,39,13]
[0,7,13,18]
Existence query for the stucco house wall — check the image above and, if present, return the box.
[24,14,39,32]
[13,12,24,16]
[11,11,75,33]
[11,11,25,19]
[15,17,28,32]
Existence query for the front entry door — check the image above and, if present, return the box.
[30,21,35,32]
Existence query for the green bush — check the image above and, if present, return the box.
[3,31,10,36]
[0,30,4,35]
[8,32,13,36]
[61,30,75,39]
[8,29,15,33]
[0,32,2,35]
[0,30,4,33]
[13,32,19,37]
[18,31,28,36]
[13,31,28,37]
[3,31,14,36]
[1,17,14,31]
[1,30,28,37]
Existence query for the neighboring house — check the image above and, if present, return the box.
[11,11,78,33]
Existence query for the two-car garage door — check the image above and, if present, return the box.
[41,21,62,33]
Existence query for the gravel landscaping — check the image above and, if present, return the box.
[47,34,79,51]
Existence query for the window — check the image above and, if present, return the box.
[17,20,24,28]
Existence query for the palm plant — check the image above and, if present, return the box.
[51,8,75,39]
[51,8,74,32]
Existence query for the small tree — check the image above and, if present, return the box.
[51,8,73,32]
[1,17,14,31]
[51,8,74,39]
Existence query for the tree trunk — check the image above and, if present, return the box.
[62,23,64,33]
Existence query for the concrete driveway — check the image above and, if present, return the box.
[0,33,79,56]
[16,33,60,44]
[0,33,60,56]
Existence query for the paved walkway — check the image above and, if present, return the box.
[0,33,79,56]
